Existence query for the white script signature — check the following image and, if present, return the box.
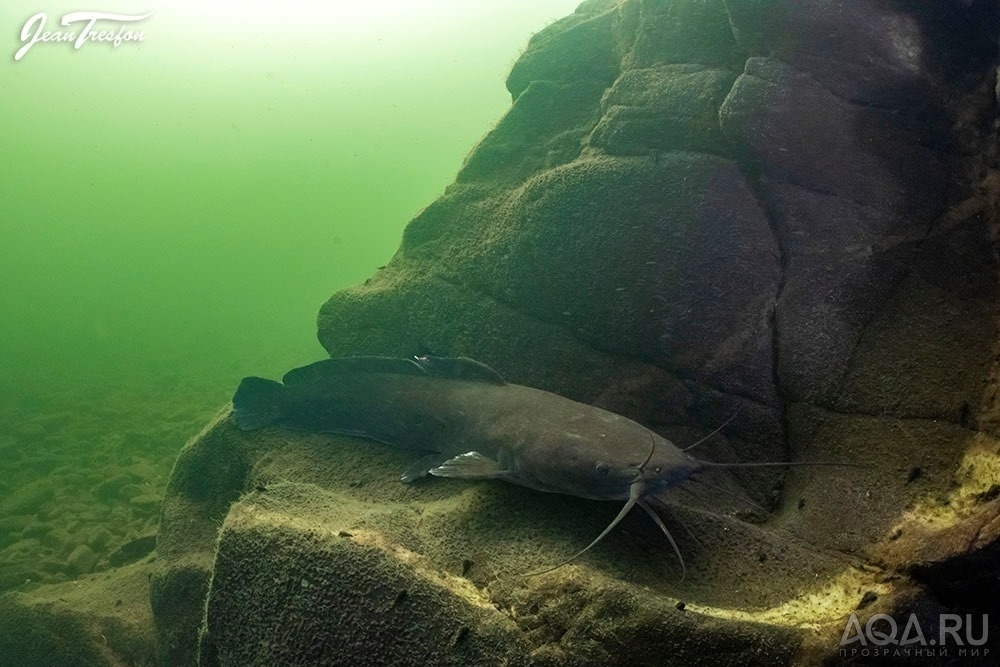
[15,11,151,61]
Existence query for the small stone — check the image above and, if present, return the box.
[63,473,84,486]
[127,460,156,476]
[108,534,157,567]
[88,528,113,552]
[38,504,65,521]
[21,520,52,539]
[38,558,66,574]
[1,538,41,560]
[93,474,134,501]
[67,544,98,575]
[36,411,72,430]
[856,591,878,610]
[0,515,33,536]
[116,484,142,500]
[130,494,162,509]
[0,479,55,515]
[15,423,47,442]
[0,567,25,591]
[42,529,71,553]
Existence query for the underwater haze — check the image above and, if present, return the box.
[0,0,581,591]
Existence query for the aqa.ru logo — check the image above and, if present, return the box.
[14,11,151,61]
[840,612,990,660]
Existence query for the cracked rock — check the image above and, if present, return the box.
[146,1,1000,665]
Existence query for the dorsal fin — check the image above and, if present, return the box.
[280,355,505,387]
[282,357,425,385]
[412,355,506,385]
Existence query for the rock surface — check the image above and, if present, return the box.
[161,411,833,667]
[142,1,1000,665]
[0,558,156,667]
[8,1,993,666]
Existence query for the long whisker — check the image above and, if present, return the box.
[524,482,643,577]
[637,499,686,581]
[664,505,705,550]
[681,409,741,452]
[640,429,656,469]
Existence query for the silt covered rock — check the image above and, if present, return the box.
[143,0,999,665]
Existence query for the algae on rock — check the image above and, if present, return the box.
[162,0,1000,664]
[6,1,997,666]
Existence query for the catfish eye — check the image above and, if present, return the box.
[653,466,662,473]
[595,462,610,476]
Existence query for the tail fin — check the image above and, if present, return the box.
[232,377,289,430]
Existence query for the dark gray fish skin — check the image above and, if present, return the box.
[232,356,700,502]
[232,357,851,575]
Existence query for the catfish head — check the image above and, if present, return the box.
[514,418,699,577]
[429,406,701,577]
[510,418,700,502]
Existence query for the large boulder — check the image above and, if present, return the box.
[0,558,156,667]
[148,1,1000,665]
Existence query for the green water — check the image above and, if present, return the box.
[0,0,580,590]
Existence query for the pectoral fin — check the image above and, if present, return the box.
[400,453,452,483]
[429,452,509,480]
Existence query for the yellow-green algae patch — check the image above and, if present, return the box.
[876,431,1000,566]
[683,566,893,629]
[233,501,498,612]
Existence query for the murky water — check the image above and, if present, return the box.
[0,0,580,592]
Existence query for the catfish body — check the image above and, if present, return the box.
[232,356,699,501]
[233,356,848,575]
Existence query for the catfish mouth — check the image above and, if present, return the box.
[532,470,639,501]
[637,456,701,495]
[634,429,702,492]
[526,434,688,578]
[526,475,686,578]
